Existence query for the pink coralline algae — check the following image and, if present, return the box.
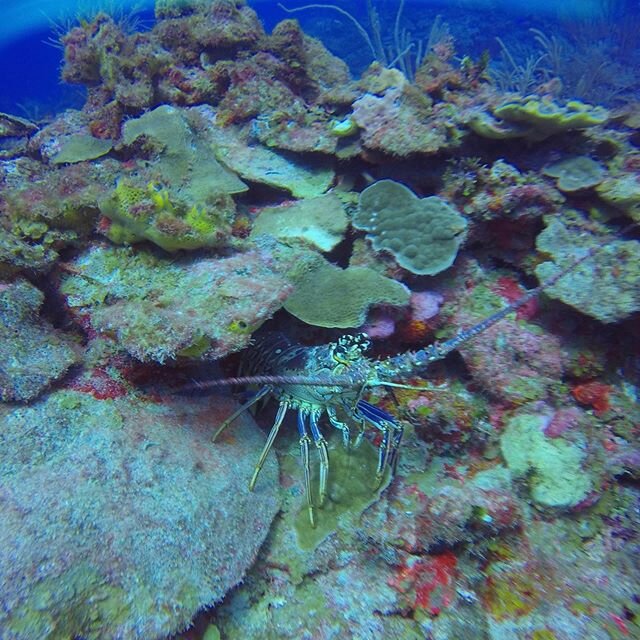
[361,474,522,554]
[456,316,566,404]
[410,290,444,321]
[543,406,584,438]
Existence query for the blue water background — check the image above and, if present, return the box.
[0,0,637,116]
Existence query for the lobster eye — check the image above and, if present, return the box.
[332,333,371,366]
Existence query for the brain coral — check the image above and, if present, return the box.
[354,180,468,275]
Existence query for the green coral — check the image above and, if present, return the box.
[100,106,249,252]
[250,194,348,252]
[470,98,608,142]
[209,124,334,198]
[51,135,113,164]
[596,173,640,221]
[354,180,468,276]
[100,178,236,252]
[283,258,409,328]
[543,156,605,192]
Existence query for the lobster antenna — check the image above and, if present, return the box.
[183,373,359,390]
[368,380,446,391]
[429,238,608,360]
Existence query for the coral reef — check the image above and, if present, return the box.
[0,1,638,639]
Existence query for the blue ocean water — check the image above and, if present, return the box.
[1,0,637,115]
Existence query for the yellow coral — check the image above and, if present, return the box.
[147,182,172,211]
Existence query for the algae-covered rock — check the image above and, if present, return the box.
[0,389,279,639]
[100,178,238,252]
[352,84,463,156]
[283,258,409,328]
[104,106,248,251]
[543,156,605,192]
[60,242,311,362]
[51,134,113,164]
[250,194,348,252]
[0,157,107,273]
[596,173,640,221]
[500,410,592,508]
[535,216,640,323]
[0,279,79,402]
[0,111,38,138]
[209,123,334,198]
[354,180,467,276]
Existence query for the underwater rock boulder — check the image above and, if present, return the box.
[0,279,79,402]
[0,389,279,639]
[535,216,640,323]
[59,241,312,362]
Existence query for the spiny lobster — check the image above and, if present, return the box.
[205,241,613,527]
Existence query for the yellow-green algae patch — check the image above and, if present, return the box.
[292,437,388,551]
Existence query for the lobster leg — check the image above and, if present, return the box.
[326,405,351,449]
[212,385,272,442]
[249,400,289,492]
[355,400,404,486]
[309,408,330,508]
[297,410,316,527]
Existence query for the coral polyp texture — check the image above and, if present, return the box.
[0,0,639,639]
[354,179,468,275]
